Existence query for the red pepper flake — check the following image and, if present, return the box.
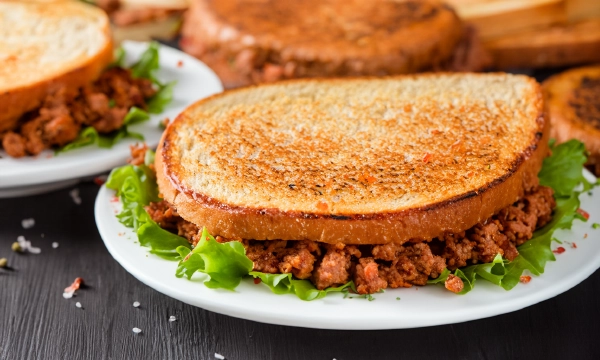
[110,196,119,203]
[316,201,328,211]
[423,153,433,163]
[467,171,474,178]
[253,278,262,284]
[577,208,590,220]
[365,175,376,184]
[431,129,441,135]
[553,246,566,254]
[65,277,84,293]
[94,176,106,186]
[572,242,578,248]
[520,275,531,284]
[177,60,184,68]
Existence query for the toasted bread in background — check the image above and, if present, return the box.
[445,0,600,69]
[544,65,600,176]
[0,0,113,134]
[181,0,488,88]
[156,74,548,245]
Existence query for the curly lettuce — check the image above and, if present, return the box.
[107,140,595,299]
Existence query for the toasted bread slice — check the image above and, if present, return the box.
[484,19,600,69]
[0,0,113,133]
[156,74,548,245]
[543,65,600,175]
[181,0,466,88]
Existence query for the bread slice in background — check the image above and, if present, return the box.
[485,19,600,69]
[544,65,600,175]
[157,74,548,245]
[0,0,113,134]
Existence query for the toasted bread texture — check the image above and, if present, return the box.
[157,74,548,245]
[485,19,600,69]
[181,0,466,88]
[0,0,113,133]
[543,65,600,175]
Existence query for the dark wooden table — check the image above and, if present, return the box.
[1,181,600,360]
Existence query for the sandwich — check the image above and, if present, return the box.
[180,0,490,89]
[0,0,173,158]
[543,64,600,176]
[106,74,593,299]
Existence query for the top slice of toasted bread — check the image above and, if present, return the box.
[543,65,600,175]
[157,74,548,245]
[0,0,113,133]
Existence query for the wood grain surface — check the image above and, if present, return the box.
[1,181,599,360]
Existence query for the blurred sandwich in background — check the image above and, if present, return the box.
[180,0,490,88]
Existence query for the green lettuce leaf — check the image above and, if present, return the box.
[175,228,253,290]
[538,139,593,196]
[105,153,190,260]
[250,272,353,301]
[148,81,176,114]
[131,42,160,82]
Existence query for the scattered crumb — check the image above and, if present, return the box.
[69,188,82,205]
[169,316,176,322]
[133,327,142,334]
[52,242,59,249]
[520,275,532,284]
[584,234,588,239]
[64,277,84,299]
[21,218,35,229]
[133,301,140,308]
[553,247,566,254]
[214,353,225,360]
[94,175,108,186]
[76,302,82,309]
[572,242,578,249]
[17,235,41,254]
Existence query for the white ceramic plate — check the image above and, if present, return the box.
[95,173,600,330]
[0,41,223,189]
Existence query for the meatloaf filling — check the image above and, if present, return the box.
[145,185,555,294]
[1,67,156,158]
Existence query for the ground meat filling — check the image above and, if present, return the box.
[147,185,555,294]
[1,68,156,158]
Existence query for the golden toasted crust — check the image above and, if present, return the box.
[543,65,600,176]
[485,19,600,69]
[0,1,113,133]
[181,0,464,88]
[157,74,548,245]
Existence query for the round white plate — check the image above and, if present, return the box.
[95,173,600,330]
[0,41,223,189]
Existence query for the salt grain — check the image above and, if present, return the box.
[21,218,35,229]
[69,188,82,205]
[214,353,225,360]
[17,235,41,254]
[133,301,140,308]
[52,242,59,249]
[76,302,82,308]
[132,327,142,334]
[169,316,176,322]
